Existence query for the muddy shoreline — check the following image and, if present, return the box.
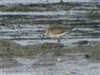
[0,40,100,61]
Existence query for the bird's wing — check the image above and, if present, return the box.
[49,27,67,34]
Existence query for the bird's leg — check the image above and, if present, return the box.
[58,39,61,45]
[55,38,61,48]
[41,34,45,48]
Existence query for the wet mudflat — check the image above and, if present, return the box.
[0,0,100,75]
[0,40,100,75]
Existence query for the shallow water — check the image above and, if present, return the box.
[0,1,100,75]
[1,56,100,75]
[0,24,100,46]
[0,0,93,5]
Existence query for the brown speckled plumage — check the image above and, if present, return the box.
[43,26,74,38]
[47,26,73,35]
[42,26,74,47]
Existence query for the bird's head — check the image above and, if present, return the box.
[41,29,48,40]
[42,30,47,36]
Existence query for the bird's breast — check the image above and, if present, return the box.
[46,31,67,38]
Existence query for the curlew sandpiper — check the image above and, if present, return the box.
[42,26,74,47]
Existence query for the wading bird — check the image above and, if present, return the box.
[42,26,74,47]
